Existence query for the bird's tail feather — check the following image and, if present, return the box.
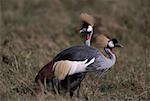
[35,60,54,84]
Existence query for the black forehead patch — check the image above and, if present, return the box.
[82,22,89,28]
[111,38,118,43]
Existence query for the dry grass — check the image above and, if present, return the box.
[0,0,149,101]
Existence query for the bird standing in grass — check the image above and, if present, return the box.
[35,36,123,96]
[35,13,95,97]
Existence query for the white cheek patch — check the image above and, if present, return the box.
[108,41,114,48]
[87,25,93,32]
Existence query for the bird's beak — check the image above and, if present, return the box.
[115,43,123,48]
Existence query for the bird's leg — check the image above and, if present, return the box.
[70,90,74,98]
[76,73,86,97]
[67,76,71,94]
[43,77,48,94]
[46,79,54,91]
[57,80,61,94]
[52,78,60,95]
[77,83,81,98]
[51,78,56,94]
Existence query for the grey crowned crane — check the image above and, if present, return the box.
[35,13,95,97]
[35,35,123,96]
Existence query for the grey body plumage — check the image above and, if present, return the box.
[35,37,122,97]
[54,45,116,73]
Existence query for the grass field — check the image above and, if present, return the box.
[0,0,149,101]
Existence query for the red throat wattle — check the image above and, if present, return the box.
[85,34,90,40]
[110,48,114,53]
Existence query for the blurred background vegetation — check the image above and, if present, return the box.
[0,0,149,101]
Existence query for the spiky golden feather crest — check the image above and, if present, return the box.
[95,34,110,48]
[80,13,95,26]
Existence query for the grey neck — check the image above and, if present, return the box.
[101,47,116,69]
[85,40,91,46]
[104,47,116,60]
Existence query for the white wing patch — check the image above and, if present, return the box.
[52,58,95,80]
[69,58,95,75]
[84,58,95,67]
